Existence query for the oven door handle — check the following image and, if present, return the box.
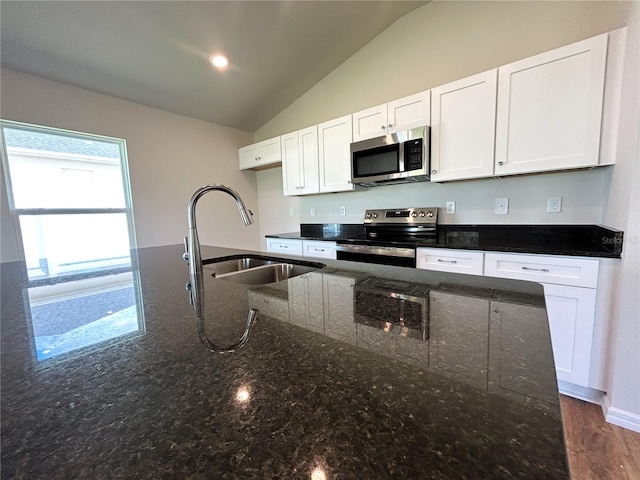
[335,244,416,258]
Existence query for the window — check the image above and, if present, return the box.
[1,121,144,360]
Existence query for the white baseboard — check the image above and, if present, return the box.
[558,381,604,404]
[602,395,640,433]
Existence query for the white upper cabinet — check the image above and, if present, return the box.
[318,115,355,193]
[352,91,430,142]
[281,126,319,196]
[239,136,282,170]
[430,70,498,182]
[494,33,608,175]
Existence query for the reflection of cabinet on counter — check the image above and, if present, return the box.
[247,289,289,320]
[428,290,489,389]
[289,273,324,333]
[488,301,558,406]
[419,247,606,397]
[323,274,356,345]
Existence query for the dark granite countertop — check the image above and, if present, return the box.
[266,223,623,258]
[1,244,569,479]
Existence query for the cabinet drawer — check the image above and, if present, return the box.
[266,238,303,256]
[416,248,484,275]
[302,241,336,259]
[484,253,599,288]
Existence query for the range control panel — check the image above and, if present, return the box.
[363,208,438,224]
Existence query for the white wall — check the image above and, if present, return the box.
[601,1,640,426]
[0,69,261,263]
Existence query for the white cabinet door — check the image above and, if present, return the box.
[281,126,319,196]
[387,90,430,133]
[352,104,387,142]
[298,126,320,195]
[430,69,497,182]
[318,115,355,193]
[542,284,597,387]
[238,143,260,170]
[239,136,282,170]
[495,33,608,175]
[352,91,430,142]
[281,131,301,195]
[265,238,303,256]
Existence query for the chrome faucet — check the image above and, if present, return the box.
[183,184,257,353]
[184,183,254,283]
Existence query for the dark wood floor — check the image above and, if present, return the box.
[561,395,640,479]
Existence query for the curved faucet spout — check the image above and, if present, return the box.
[183,184,258,353]
[185,184,254,282]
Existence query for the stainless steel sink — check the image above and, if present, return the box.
[203,256,322,285]
[203,257,276,276]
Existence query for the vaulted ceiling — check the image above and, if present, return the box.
[1,1,427,132]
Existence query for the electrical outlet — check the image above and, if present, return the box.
[494,198,509,215]
[547,197,562,213]
[310,208,316,217]
[289,207,294,217]
[445,201,456,214]
[340,206,346,216]
[274,209,279,218]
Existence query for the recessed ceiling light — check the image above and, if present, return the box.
[210,54,228,69]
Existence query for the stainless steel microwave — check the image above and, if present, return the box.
[350,126,430,187]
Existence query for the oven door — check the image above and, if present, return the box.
[335,244,416,268]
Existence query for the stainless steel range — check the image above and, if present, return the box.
[335,207,438,267]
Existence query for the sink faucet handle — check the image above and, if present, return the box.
[183,236,190,262]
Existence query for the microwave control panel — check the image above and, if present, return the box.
[405,139,423,170]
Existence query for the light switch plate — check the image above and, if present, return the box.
[495,198,509,215]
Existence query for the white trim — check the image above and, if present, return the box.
[558,380,604,404]
[7,146,120,165]
[602,395,640,433]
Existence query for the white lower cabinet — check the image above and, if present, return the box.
[302,240,336,260]
[540,283,597,387]
[418,248,603,393]
[416,248,484,275]
[265,238,303,256]
[266,238,336,260]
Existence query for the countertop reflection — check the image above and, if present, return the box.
[1,245,569,479]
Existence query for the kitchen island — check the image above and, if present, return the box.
[1,244,569,479]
